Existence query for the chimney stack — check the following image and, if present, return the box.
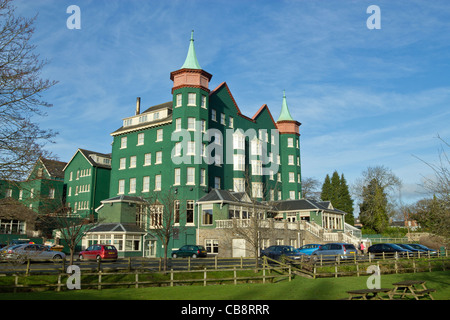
[135,97,141,115]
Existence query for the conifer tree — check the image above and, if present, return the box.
[320,174,331,202]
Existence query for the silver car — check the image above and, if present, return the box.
[3,243,65,263]
[311,243,358,261]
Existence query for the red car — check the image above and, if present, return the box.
[78,244,118,261]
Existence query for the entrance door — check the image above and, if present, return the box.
[145,240,157,258]
[232,239,246,257]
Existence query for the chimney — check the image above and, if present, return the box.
[135,97,141,115]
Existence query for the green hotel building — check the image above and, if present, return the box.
[86,32,350,258]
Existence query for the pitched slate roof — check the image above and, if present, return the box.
[273,199,346,214]
[78,149,111,169]
[39,158,67,179]
[198,189,347,215]
[88,223,146,234]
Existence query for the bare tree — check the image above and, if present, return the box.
[412,136,450,243]
[301,177,321,201]
[143,188,183,272]
[0,0,58,181]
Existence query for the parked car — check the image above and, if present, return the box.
[407,243,438,255]
[260,245,304,261]
[367,243,412,258]
[79,244,118,261]
[311,243,358,261]
[395,243,424,255]
[2,243,65,263]
[171,245,207,258]
[297,244,321,255]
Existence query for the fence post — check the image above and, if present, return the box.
[170,269,174,287]
[289,265,292,281]
[135,269,139,289]
[188,257,191,271]
[240,257,243,269]
[234,267,237,285]
[26,259,31,276]
[263,264,266,284]
[128,257,132,271]
[214,255,218,270]
[204,267,207,286]
[98,271,102,290]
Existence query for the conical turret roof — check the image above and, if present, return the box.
[277,90,294,122]
[181,30,202,70]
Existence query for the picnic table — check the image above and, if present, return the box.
[346,288,392,300]
[391,280,435,300]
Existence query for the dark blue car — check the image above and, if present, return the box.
[260,245,304,261]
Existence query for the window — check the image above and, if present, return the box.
[187,117,195,131]
[233,132,245,150]
[188,93,196,106]
[174,201,180,224]
[156,129,163,142]
[139,115,147,123]
[233,154,245,171]
[220,113,226,125]
[118,179,125,194]
[289,190,296,200]
[174,142,182,156]
[187,167,195,185]
[69,172,73,181]
[120,137,127,149]
[175,118,181,131]
[176,94,182,107]
[233,178,245,192]
[200,168,206,186]
[201,95,206,108]
[144,153,151,166]
[201,119,206,133]
[278,190,282,200]
[229,116,233,128]
[186,200,194,224]
[129,178,136,194]
[48,188,55,199]
[174,168,180,185]
[5,189,12,198]
[289,172,295,182]
[205,240,218,254]
[155,175,161,191]
[288,155,294,165]
[202,207,213,225]
[288,137,294,147]
[119,157,126,169]
[137,133,144,145]
[252,182,263,198]
[251,160,262,176]
[214,177,221,189]
[187,141,195,155]
[143,176,150,192]
[125,235,140,251]
[211,109,216,121]
[150,205,163,227]
[251,139,262,156]
[130,156,136,168]
[155,151,162,164]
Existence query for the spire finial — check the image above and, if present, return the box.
[277,90,294,122]
[181,30,201,69]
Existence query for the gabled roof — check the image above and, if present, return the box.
[63,148,111,171]
[26,157,66,180]
[197,189,257,205]
[209,82,277,127]
[87,223,146,234]
[273,199,346,215]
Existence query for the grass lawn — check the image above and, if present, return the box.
[0,270,449,300]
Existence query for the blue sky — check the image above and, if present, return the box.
[14,0,450,207]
